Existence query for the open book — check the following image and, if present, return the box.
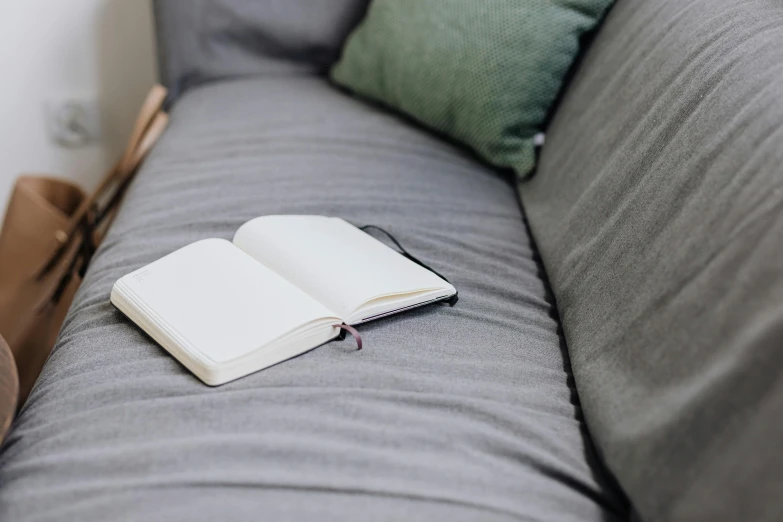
[111,215,456,385]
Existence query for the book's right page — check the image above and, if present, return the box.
[233,216,455,324]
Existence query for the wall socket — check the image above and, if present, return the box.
[45,97,102,148]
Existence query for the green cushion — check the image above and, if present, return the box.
[330,0,615,179]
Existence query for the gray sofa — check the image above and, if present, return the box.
[1,1,781,521]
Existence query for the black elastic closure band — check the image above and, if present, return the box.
[359,225,453,285]
[337,324,362,350]
[336,225,458,353]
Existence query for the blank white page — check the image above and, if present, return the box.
[232,216,453,321]
[116,238,339,364]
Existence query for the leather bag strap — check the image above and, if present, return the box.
[94,111,169,230]
[35,85,168,277]
[65,84,166,237]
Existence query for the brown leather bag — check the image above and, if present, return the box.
[0,85,168,406]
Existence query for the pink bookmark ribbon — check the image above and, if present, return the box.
[338,324,363,351]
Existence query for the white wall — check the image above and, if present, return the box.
[0,0,158,211]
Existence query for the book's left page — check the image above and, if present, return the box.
[111,238,341,385]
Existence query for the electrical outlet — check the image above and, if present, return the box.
[45,97,102,148]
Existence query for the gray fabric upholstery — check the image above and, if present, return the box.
[153,0,369,96]
[0,77,627,521]
[521,0,783,520]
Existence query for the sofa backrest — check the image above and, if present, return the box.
[152,0,369,98]
[522,0,783,520]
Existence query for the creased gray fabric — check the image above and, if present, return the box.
[521,1,783,521]
[0,77,627,521]
[152,0,369,96]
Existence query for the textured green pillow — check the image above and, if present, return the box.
[331,0,615,179]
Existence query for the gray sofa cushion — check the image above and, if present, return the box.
[521,0,783,520]
[153,0,369,95]
[0,77,627,521]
